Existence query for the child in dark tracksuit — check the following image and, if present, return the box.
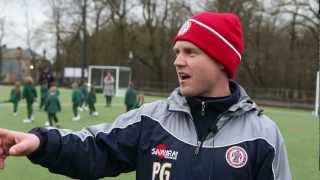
[79,79,88,111]
[39,81,49,111]
[3,81,21,116]
[72,82,82,121]
[124,82,138,112]
[87,86,98,116]
[44,86,61,127]
[22,76,37,123]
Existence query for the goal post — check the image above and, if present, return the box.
[88,65,131,96]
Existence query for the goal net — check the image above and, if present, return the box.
[88,65,131,96]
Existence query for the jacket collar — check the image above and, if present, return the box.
[167,81,258,120]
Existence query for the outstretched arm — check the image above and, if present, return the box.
[0,128,40,169]
[27,109,142,179]
[0,105,144,179]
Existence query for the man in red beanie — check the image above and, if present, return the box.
[0,12,291,180]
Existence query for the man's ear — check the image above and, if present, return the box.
[216,62,229,77]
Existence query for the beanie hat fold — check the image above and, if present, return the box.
[174,12,244,77]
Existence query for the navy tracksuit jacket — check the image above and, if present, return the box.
[28,84,291,180]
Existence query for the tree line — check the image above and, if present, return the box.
[2,0,318,105]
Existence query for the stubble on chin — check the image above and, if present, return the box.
[179,86,194,97]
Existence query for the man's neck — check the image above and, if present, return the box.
[204,78,231,97]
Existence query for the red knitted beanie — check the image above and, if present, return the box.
[175,12,244,77]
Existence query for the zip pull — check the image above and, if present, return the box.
[194,141,203,155]
[201,101,205,116]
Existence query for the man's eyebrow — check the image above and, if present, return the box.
[174,46,192,50]
[183,46,198,52]
[172,45,199,53]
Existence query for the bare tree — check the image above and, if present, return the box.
[0,1,8,45]
[20,0,39,64]
[87,0,111,65]
[0,1,9,79]
[272,0,319,93]
[0,17,5,47]
[91,0,110,34]
[47,0,65,70]
[97,0,130,64]
[45,0,83,75]
[41,0,318,100]
[47,0,107,72]
[129,0,194,89]
[0,16,6,78]
[137,0,171,87]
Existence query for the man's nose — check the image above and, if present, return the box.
[173,54,187,67]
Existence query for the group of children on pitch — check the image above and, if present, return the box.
[4,76,98,127]
[71,79,99,121]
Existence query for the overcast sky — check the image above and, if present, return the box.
[0,0,52,58]
[1,0,317,60]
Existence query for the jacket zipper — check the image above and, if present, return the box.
[196,104,233,179]
[208,111,233,180]
[194,140,203,155]
[201,101,206,116]
[194,101,206,155]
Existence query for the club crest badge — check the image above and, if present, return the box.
[225,146,248,168]
[177,20,192,36]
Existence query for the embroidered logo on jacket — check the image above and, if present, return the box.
[151,144,179,160]
[225,146,248,168]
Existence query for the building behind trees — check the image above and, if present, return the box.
[0,47,50,83]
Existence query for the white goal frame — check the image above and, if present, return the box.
[88,65,131,96]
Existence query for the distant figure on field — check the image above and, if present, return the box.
[87,85,98,116]
[3,81,21,116]
[44,86,61,127]
[22,76,37,123]
[71,82,82,121]
[103,71,115,107]
[39,80,49,111]
[39,67,55,88]
[124,81,138,112]
[79,79,89,111]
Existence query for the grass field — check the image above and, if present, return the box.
[0,85,319,179]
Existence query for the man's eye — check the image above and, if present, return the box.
[185,49,191,54]
[188,51,197,57]
[185,49,197,56]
